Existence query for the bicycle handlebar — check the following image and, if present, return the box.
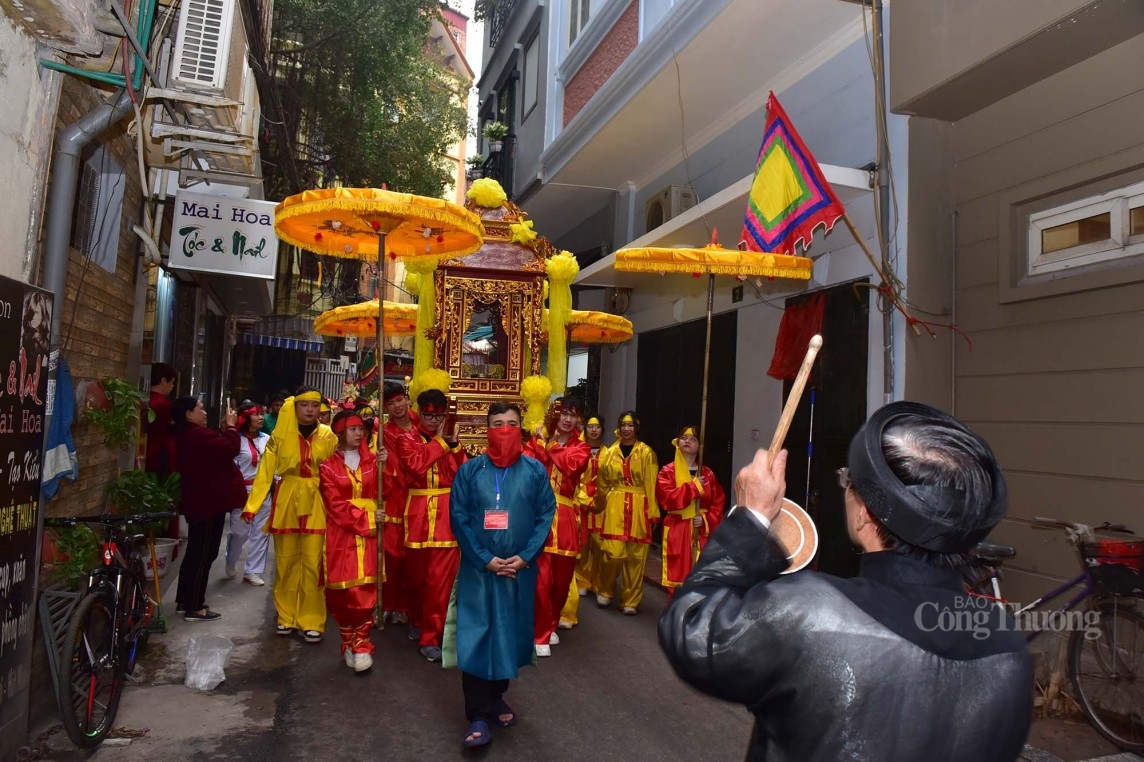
[45,512,179,528]
[1031,516,1134,536]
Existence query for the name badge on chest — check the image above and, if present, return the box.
[484,509,509,530]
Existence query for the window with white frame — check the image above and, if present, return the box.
[640,0,676,40]
[1027,180,1144,277]
[522,33,539,118]
[569,0,591,46]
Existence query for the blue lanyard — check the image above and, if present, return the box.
[494,466,509,508]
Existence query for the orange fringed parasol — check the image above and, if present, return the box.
[275,186,482,629]
[275,187,483,260]
[313,300,418,338]
[567,310,633,344]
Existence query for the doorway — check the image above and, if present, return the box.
[781,280,870,578]
[636,311,737,495]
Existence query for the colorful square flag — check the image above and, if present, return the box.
[741,93,846,256]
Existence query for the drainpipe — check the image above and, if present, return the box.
[43,89,134,348]
[872,0,895,404]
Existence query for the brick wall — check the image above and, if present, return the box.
[563,0,640,127]
[48,77,144,520]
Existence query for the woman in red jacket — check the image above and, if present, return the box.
[655,426,725,598]
[318,409,390,673]
[172,396,246,621]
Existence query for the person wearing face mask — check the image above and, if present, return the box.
[655,426,725,598]
[595,411,660,614]
[396,388,468,661]
[380,380,418,627]
[242,388,338,642]
[225,401,273,586]
[447,402,556,749]
[523,397,590,656]
[559,413,606,629]
[319,410,389,673]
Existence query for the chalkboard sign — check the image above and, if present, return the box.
[0,276,51,732]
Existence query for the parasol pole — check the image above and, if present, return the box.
[696,272,715,473]
[374,231,386,629]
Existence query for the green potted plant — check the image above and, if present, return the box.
[466,154,486,179]
[84,377,151,449]
[483,121,508,152]
[105,470,182,579]
[47,524,100,591]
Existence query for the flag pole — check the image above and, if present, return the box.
[839,212,923,337]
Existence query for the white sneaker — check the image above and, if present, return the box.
[549,632,560,645]
[558,619,573,630]
[353,652,373,672]
[596,594,612,608]
[343,649,355,669]
[243,573,265,586]
[622,606,638,616]
[535,644,552,657]
[225,563,238,579]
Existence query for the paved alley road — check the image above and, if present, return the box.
[219,588,752,761]
[46,548,753,762]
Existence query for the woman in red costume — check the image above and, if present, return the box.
[319,409,388,673]
[655,425,725,597]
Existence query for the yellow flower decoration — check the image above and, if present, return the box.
[466,178,508,209]
[409,368,452,407]
[520,374,553,431]
[509,220,538,245]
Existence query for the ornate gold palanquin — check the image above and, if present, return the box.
[426,197,551,449]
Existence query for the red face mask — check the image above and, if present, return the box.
[486,425,523,467]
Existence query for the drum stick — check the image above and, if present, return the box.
[768,335,823,464]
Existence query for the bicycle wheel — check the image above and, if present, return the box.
[57,589,124,748]
[1069,603,1144,752]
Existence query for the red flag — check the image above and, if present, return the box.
[741,93,846,256]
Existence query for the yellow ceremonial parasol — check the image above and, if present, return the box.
[615,228,814,569]
[313,300,418,338]
[275,186,482,627]
[567,310,633,344]
[615,228,811,464]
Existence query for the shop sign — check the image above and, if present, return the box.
[0,276,51,731]
[169,191,280,279]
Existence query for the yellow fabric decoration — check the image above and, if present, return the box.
[520,374,552,431]
[585,416,601,427]
[466,178,508,209]
[295,390,322,402]
[509,220,538,245]
[545,250,580,395]
[312,300,417,338]
[404,269,421,296]
[567,310,633,344]
[404,257,439,381]
[409,368,452,408]
[320,400,331,413]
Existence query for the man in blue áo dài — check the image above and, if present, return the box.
[448,401,556,749]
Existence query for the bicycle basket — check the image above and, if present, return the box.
[1079,539,1144,596]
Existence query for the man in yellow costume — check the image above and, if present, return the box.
[243,387,338,642]
[595,411,659,615]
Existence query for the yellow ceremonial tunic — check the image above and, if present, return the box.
[596,441,660,611]
[244,425,338,632]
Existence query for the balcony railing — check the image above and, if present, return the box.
[488,0,518,47]
[481,134,515,197]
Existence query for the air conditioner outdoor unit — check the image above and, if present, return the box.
[173,0,236,90]
[645,184,696,231]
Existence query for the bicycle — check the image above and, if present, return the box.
[966,517,1144,752]
[44,512,178,749]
